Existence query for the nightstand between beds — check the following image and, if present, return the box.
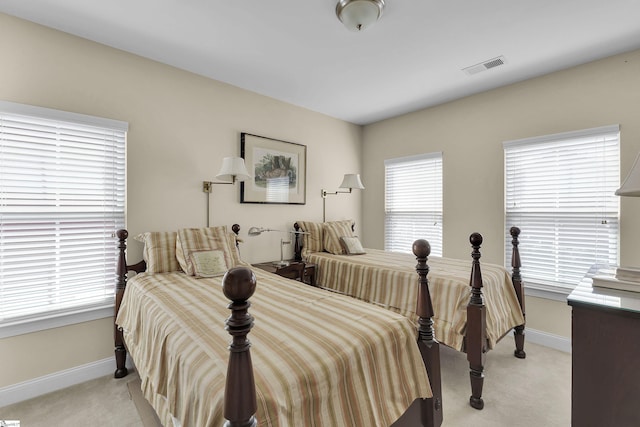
[252,260,316,286]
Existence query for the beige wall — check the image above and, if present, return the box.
[1,318,114,387]
[0,13,362,388]
[361,49,640,338]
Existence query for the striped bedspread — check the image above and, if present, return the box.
[305,249,525,351]
[116,268,431,427]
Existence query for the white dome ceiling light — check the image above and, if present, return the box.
[336,0,385,32]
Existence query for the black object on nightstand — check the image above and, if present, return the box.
[252,260,316,286]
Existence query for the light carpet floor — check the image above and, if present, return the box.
[0,338,571,426]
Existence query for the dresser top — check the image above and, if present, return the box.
[568,265,640,314]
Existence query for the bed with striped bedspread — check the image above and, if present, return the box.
[116,268,432,427]
[305,249,525,351]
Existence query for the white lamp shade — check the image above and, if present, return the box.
[339,173,365,190]
[336,0,385,32]
[616,152,640,197]
[215,157,251,182]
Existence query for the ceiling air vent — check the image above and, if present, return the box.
[462,55,507,76]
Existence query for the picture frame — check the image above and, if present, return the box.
[240,133,307,204]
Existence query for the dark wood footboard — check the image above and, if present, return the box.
[293,221,525,411]
[463,228,527,410]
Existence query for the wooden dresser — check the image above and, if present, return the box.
[567,275,640,427]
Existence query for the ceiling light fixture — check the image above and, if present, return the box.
[336,0,385,32]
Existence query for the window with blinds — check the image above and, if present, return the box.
[504,125,620,293]
[0,101,127,330]
[384,152,443,256]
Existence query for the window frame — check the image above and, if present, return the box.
[503,125,620,297]
[384,152,443,256]
[0,100,127,338]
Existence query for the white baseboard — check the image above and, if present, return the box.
[525,328,571,353]
[0,355,133,408]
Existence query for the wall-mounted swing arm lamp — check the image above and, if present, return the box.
[321,173,365,222]
[203,156,251,227]
[248,227,310,267]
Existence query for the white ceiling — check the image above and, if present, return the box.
[2,0,640,125]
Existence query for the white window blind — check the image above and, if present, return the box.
[0,101,127,328]
[385,152,443,256]
[504,125,619,293]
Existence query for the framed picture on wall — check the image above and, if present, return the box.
[240,133,307,204]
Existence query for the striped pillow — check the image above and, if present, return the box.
[176,226,234,276]
[323,220,355,254]
[226,231,249,267]
[296,221,324,257]
[134,231,181,273]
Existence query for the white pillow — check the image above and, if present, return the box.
[340,236,366,255]
[190,250,228,278]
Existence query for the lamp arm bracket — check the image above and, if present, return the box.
[203,180,235,193]
[321,188,353,198]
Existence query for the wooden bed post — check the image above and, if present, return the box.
[114,229,129,379]
[114,229,147,379]
[392,239,442,427]
[413,239,443,426]
[222,267,258,427]
[293,222,302,262]
[510,226,527,359]
[466,232,487,410]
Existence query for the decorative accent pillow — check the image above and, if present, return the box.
[190,250,228,278]
[134,231,181,273]
[296,221,324,256]
[323,220,355,255]
[340,236,366,255]
[176,226,234,276]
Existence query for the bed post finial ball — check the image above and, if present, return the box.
[412,239,431,258]
[116,229,128,240]
[510,226,521,237]
[223,267,257,302]
[470,232,483,247]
